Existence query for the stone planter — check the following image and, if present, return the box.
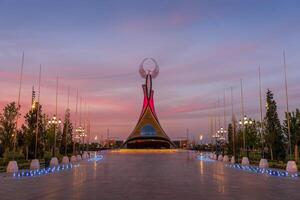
[218,155,223,161]
[213,154,217,160]
[286,160,298,174]
[50,157,59,167]
[231,156,235,164]
[82,152,89,159]
[76,155,82,161]
[61,156,69,164]
[259,158,269,168]
[241,157,249,166]
[6,161,18,173]
[30,159,40,170]
[223,155,229,162]
[70,155,77,163]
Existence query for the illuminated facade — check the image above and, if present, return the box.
[123,58,175,149]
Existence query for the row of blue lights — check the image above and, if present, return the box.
[226,163,298,178]
[196,155,215,162]
[13,163,80,178]
[87,155,104,162]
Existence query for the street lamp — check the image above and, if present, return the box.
[75,126,85,153]
[199,134,203,145]
[239,115,253,154]
[48,115,61,157]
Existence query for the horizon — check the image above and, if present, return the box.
[1,0,300,142]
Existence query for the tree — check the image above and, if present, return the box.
[60,108,73,155]
[227,123,234,155]
[0,102,20,153]
[264,89,285,160]
[245,120,260,150]
[283,109,300,162]
[21,103,47,159]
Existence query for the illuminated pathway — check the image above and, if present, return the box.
[0,151,299,200]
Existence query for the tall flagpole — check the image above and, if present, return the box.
[65,86,70,155]
[218,97,221,130]
[210,109,213,146]
[223,89,226,139]
[13,52,25,158]
[34,65,42,159]
[258,66,264,158]
[240,79,246,152]
[73,89,78,155]
[53,74,59,157]
[231,87,236,158]
[283,51,292,160]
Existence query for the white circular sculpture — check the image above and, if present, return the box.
[76,155,82,161]
[139,58,159,79]
[30,159,40,170]
[218,155,223,161]
[241,157,250,166]
[223,155,229,162]
[50,157,59,167]
[6,161,18,173]
[286,160,298,174]
[61,156,69,164]
[231,156,235,164]
[259,158,269,168]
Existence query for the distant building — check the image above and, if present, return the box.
[172,139,188,149]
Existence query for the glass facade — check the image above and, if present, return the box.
[141,124,156,136]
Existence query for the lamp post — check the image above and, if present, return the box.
[199,134,203,145]
[213,128,226,156]
[239,115,253,155]
[217,127,226,154]
[48,115,61,157]
[75,126,85,153]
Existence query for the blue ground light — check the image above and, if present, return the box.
[13,163,80,178]
[196,155,215,162]
[88,155,104,162]
[196,154,298,178]
[226,163,299,178]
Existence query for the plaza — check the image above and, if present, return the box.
[1,151,299,200]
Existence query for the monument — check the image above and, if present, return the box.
[123,58,175,149]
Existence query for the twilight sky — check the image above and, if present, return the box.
[0,0,300,142]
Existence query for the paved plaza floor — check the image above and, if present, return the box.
[1,150,300,200]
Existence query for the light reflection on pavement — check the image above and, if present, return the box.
[0,150,299,200]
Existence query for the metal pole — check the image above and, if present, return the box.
[34,65,42,159]
[283,51,292,160]
[73,89,78,155]
[218,97,221,129]
[13,52,24,158]
[231,87,236,158]
[54,74,58,157]
[240,79,246,152]
[258,66,264,158]
[65,86,70,155]
[223,89,226,139]
[79,97,82,153]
